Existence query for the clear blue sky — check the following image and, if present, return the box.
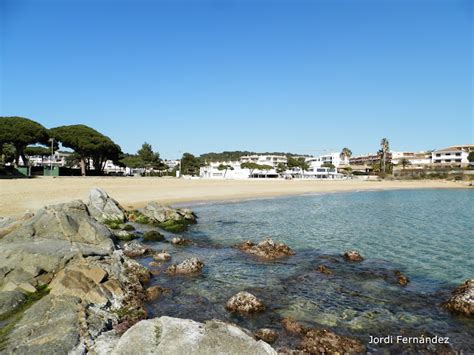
[0,0,472,159]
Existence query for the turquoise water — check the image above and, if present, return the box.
[138,189,474,352]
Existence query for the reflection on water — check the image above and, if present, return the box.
[135,189,474,352]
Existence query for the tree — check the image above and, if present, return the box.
[276,162,287,175]
[120,154,143,169]
[340,147,352,164]
[217,163,234,178]
[0,117,50,166]
[297,157,309,174]
[240,162,260,177]
[180,153,201,176]
[0,143,16,165]
[50,125,122,176]
[468,151,474,163]
[399,158,411,169]
[287,156,301,169]
[138,142,161,168]
[379,138,390,174]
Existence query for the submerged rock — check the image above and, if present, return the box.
[143,230,165,242]
[145,285,166,301]
[87,187,126,223]
[394,270,409,286]
[226,291,266,313]
[111,316,276,355]
[443,279,474,316]
[255,328,278,344]
[343,250,364,262]
[114,230,137,241]
[315,264,333,275]
[235,239,295,260]
[281,317,365,354]
[153,250,171,262]
[171,236,192,246]
[166,258,204,275]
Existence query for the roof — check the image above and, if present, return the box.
[433,144,474,153]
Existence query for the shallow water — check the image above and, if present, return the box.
[137,189,474,352]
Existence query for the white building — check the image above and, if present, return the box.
[431,145,473,166]
[305,152,346,168]
[240,155,287,166]
[391,151,431,167]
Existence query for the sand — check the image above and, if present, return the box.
[0,177,469,217]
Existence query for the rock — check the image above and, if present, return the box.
[226,291,266,313]
[1,281,37,293]
[141,203,197,224]
[235,239,295,260]
[2,294,83,354]
[48,262,112,306]
[299,328,365,354]
[126,210,151,224]
[0,290,27,318]
[114,230,137,241]
[394,270,409,286]
[282,317,307,334]
[148,261,161,267]
[87,187,126,223]
[315,265,332,275]
[153,250,171,262]
[343,250,364,262]
[111,316,276,355]
[122,241,151,258]
[119,224,135,231]
[143,230,165,242]
[443,279,474,316]
[171,236,192,246]
[166,258,204,275]
[146,285,166,301]
[255,328,278,344]
[0,200,115,287]
[281,317,364,354]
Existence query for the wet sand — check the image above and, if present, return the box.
[0,177,468,217]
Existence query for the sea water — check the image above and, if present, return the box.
[138,189,473,351]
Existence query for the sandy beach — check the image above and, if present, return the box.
[0,177,469,217]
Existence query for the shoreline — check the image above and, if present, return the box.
[0,177,470,217]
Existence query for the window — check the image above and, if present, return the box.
[436,154,441,157]
[455,159,461,162]
[445,160,451,163]
[455,153,461,156]
[445,153,451,156]
[435,160,441,163]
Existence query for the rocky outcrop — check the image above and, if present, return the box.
[146,285,166,301]
[343,250,364,262]
[167,258,204,275]
[226,291,266,313]
[110,316,277,355]
[281,317,365,354]
[0,195,151,353]
[235,239,295,260]
[87,187,126,223]
[443,279,474,316]
[255,328,278,344]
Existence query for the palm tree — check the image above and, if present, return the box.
[340,147,352,164]
[380,138,390,174]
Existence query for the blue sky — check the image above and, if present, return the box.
[0,0,472,159]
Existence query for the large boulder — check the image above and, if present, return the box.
[141,202,196,224]
[0,290,26,318]
[443,279,474,316]
[87,188,126,223]
[235,239,295,260]
[2,294,84,354]
[0,200,115,287]
[226,291,266,313]
[111,316,277,355]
